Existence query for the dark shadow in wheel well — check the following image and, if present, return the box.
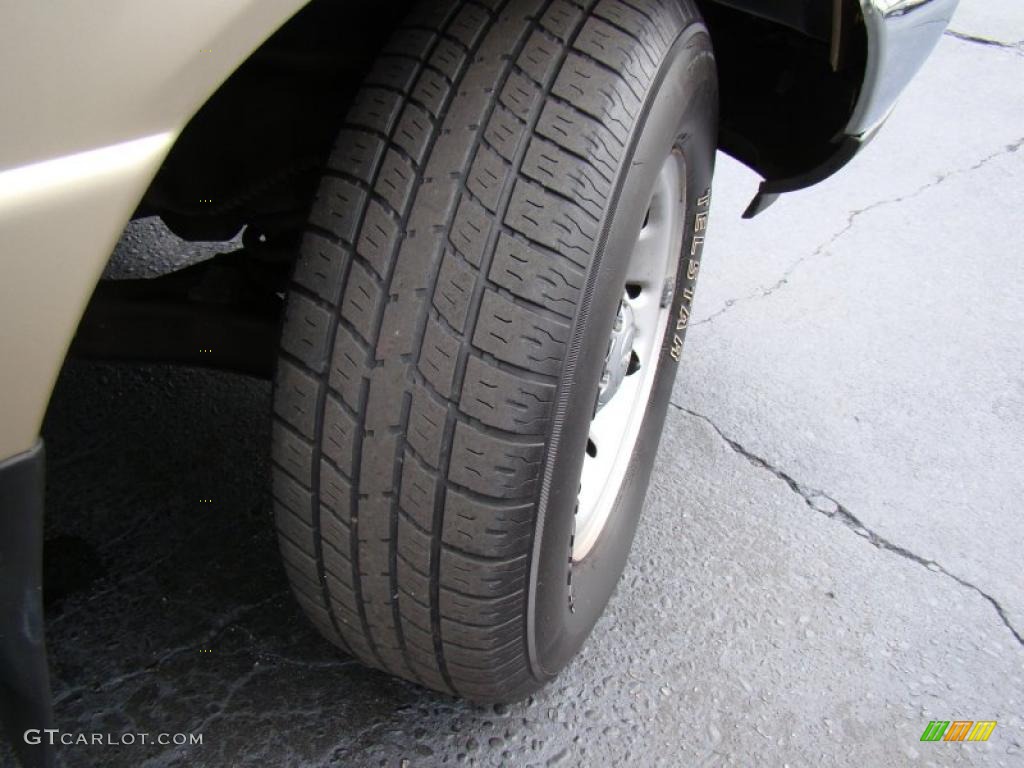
[695,0,867,183]
[139,0,414,244]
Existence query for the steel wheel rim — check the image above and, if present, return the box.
[573,153,685,561]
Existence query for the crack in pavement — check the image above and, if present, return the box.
[693,137,1024,328]
[945,29,1024,54]
[670,402,1024,648]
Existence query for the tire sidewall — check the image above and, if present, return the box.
[527,23,719,679]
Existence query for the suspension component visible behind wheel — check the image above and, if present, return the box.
[271,0,718,702]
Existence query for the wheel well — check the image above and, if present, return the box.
[140,0,414,244]
[696,0,868,182]
[141,0,866,244]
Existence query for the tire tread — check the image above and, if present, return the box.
[273,0,696,699]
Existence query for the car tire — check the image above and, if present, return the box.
[271,0,717,701]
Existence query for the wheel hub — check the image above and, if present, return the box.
[574,153,686,562]
[597,301,636,409]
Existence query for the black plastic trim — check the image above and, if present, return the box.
[742,134,863,217]
[0,442,54,768]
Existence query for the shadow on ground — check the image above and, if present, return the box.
[32,361,500,768]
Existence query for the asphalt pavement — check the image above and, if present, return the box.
[3,1,1022,765]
